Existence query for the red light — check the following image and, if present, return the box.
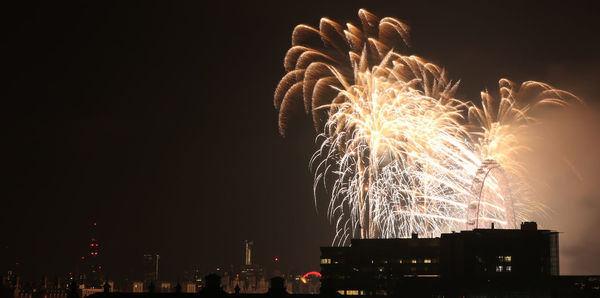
[81,256,85,260]
[93,222,97,226]
[90,244,94,247]
[98,266,102,270]
[301,271,322,280]
[274,257,279,262]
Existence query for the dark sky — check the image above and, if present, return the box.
[4,1,600,280]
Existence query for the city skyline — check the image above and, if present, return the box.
[4,0,600,282]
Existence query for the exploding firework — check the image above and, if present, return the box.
[274,9,581,244]
[466,80,582,229]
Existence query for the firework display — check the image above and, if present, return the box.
[274,9,581,244]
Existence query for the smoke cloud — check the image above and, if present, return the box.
[521,104,600,274]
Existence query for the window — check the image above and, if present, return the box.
[506,265,512,272]
[320,258,331,265]
[411,259,417,264]
[346,290,359,295]
[424,259,432,264]
[496,266,503,272]
[504,256,512,262]
[398,259,403,264]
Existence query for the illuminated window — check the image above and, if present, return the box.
[320,258,331,265]
[506,265,512,272]
[497,256,504,261]
[378,267,384,272]
[411,259,417,264]
[346,290,359,295]
[398,260,403,264]
[424,259,431,264]
[337,290,345,295]
[496,266,503,272]
[504,256,512,262]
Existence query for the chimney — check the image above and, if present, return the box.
[520,222,538,231]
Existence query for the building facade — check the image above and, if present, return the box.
[320,222,560,296]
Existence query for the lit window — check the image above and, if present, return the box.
[411,259,417,264]
[337,290,345,295]
[320,258,331,265]
[504,256,512,262]
[497,256,504,261]
[346,290,359,295]
[378,267,384,272]
[506,265,512,272]
[398,260,403,264]
[424,259,431,264]
[496,266,503,272]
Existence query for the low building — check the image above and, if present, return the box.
[320,222,562,296]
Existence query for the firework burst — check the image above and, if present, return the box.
[274,9,581,244]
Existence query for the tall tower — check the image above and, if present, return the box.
[143,254,160,282]
[244,240,253,266]
[81,221,103,287]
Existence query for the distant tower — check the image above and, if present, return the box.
[244,240,253,266]
[143,254,160,282]
[82,221,103,287]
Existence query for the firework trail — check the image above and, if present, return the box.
[274,9,581,244]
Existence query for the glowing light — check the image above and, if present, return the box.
[301,271,322,284]
[275,9,581,244]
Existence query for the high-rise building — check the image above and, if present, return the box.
[80,221,103,288]
[142,254,160,282]
[244,240,253,266]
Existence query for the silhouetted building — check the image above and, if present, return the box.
[143,254,160,283]
[440,221,559,279]
[80,222,104,289]
[320,222,571,296]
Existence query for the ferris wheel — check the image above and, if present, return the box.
[466,159,516,230]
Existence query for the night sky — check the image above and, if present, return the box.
[4,1,600,280]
